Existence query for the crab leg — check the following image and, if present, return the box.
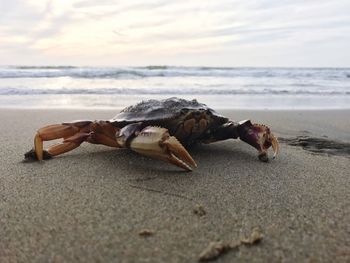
[30,123,83,160]
[25,121,120,161]
[118,125,197,171]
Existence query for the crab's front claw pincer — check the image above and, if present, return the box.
[237,120,280,162]
[127,126,197,171]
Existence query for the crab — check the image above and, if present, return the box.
[24,97,279,171]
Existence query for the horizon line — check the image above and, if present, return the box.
[2,65,350,69]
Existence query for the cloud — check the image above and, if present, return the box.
[0,0,350,66]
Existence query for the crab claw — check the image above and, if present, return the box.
[129,126,197,171]
[238,120,279,162]
[258,125,280,162]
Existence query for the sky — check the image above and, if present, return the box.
[1,0,350,67]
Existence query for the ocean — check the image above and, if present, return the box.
[0,66,349,110]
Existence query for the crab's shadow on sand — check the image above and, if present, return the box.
[22,141,260,177]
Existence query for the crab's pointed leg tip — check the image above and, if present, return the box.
[272,151,278,160]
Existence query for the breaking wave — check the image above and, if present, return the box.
[1,87,349,96]
[1,66,350,80]
[1,66,349,109]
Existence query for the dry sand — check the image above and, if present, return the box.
[1,109,349,262]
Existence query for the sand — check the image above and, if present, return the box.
[1,109,349,262]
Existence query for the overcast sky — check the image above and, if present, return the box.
[1,0,350,67]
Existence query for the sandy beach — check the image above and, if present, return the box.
[1,109,349,262]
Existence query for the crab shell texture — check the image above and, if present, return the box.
[110,97,229,145]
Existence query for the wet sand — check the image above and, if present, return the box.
[1,109,349,262]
